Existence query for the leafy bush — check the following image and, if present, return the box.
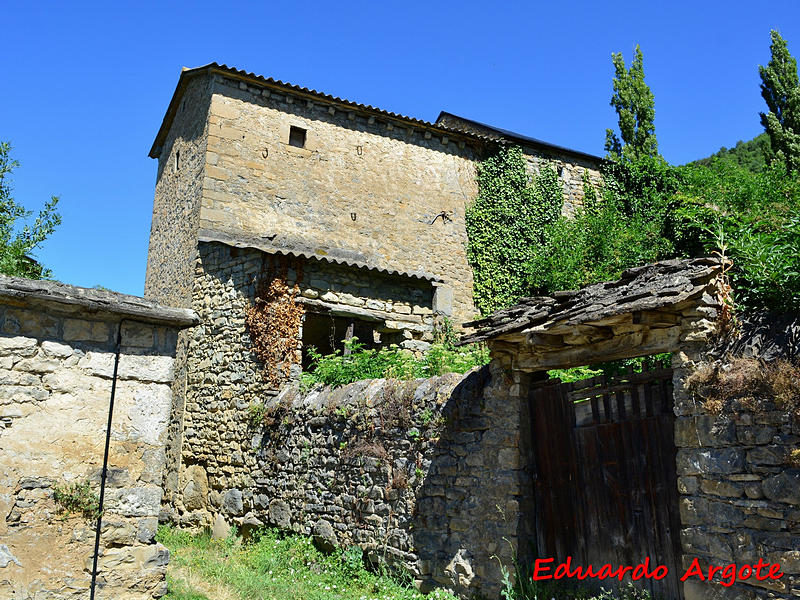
[675,158,800,311]
[301,337,489,389]
[527,196,672,293]
[53,480,101,520]
[525,155,678,295]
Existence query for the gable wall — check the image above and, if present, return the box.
[199,73,480,326]
[144,76,212,309]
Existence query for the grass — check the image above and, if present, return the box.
[158,526,655,600]
[157,525,458,600]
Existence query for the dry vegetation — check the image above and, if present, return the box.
[342,438,390,462]
[686,357,800,419]
[245,256,305,387]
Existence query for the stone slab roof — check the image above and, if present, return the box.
[461,257,723,345]
[0,275,199,328]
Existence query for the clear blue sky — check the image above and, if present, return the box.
[3,1,799,296]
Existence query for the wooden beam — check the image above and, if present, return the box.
[343,321,355,356]
[513,326,682,371]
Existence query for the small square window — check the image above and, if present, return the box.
[289,126,307,148]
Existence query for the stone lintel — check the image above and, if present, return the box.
[300,298,427,331]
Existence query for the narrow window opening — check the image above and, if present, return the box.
[289,126,307,148]
[174,148,181,172]
[301,313,378,369]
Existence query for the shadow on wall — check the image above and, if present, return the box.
[712,311,800,362]
[414,364,532,597]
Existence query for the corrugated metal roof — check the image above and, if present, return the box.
[436,112,603,163]
[198,229,444,283]
[150,63,604,164]
[150,63,485,158]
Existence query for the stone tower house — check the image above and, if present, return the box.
[143,63,603,523]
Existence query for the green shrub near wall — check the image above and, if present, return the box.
[464,145,562,315]
[465,145,677,315]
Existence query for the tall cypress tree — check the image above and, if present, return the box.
[759,30,800,173]
[604,45,658,161]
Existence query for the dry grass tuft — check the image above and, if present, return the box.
[342,438,389,462]
[687,357,800,418]
[389,470,408,491]
[171,567,239,600]
[379,381,414,431]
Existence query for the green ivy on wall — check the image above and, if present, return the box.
[465,144,563,315]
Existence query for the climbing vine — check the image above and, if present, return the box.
[245,255,305,387]
[465,144,563,315]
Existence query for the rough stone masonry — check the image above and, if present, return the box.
[0,276,196,599]
[143,64,605,554]
[170,363,530,599]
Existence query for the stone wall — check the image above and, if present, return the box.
[0,277,196,599]
[170,361,531,599]
[166,241,452,517]
[197,72,479,326]
[521,145,603,217]
[673,339,800,599]
[148,67,606,331]
[144,75,211,310]
[144,75,213,505]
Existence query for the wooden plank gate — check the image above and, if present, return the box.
[530,366,684,600]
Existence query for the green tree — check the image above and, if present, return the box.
[693,133,771,173]
[0,142,61,279]
[759,30,800,173]
[605,45,659,161]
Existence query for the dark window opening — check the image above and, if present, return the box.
[301,313,380,369]
[289,126,307,148]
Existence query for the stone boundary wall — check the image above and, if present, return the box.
[0,276,196,599]
[673,335,800,599]
[170,362,531,598]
